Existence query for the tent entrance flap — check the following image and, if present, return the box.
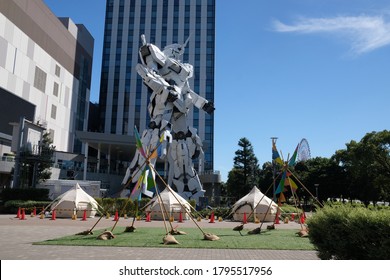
[231,186,278,222]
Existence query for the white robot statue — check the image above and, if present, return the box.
[120,35,214,204]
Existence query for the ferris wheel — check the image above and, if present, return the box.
[297,138,311,162]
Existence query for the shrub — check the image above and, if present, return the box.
[3,200,51,214]
[195,207,231,219]
[94,197,150,217]
[1,188,49,202]
[307,204,390,259]
[280,204,299,213]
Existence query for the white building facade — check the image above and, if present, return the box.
[0,0,94,188]
[0,0,94,154]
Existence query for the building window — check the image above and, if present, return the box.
[53,82,59,97]
[55,64,61,77]
[51,104,57,119]
[33,66,47,93]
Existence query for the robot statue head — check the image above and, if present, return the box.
[163,35,191,60]
[163,43,185,60]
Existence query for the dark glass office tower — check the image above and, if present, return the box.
[99,0,215,171]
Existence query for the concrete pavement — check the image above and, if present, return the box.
[0,214,319,260]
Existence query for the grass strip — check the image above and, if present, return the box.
[34,227,315,250]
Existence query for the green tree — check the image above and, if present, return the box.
[226,138,260,200]
[17,132,55,188]
[258,161,274,197]
[294,157,347,204]
[333,130,390,204]
[226,168,245,201]
[37,132,56,181]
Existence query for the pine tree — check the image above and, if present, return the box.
[17,132,55,188]
[226,138,260,200]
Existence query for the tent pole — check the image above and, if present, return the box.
[153,178,169,234]
[38,201,54,216]
[129,199,140,228]
[288,169,324,207]
[256,198,275,233]
[88,215,104,233]
[110,161,149,232]
[290,184,304,230]
[151,165,208,236]
[86,203,106,233]
[109,141,164,232]
[156,182,176,232]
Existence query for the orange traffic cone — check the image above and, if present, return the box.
[243,212,247,224]
[16,207,21,219]
[20,208,26,220]
[178,212,183,223]
[145,212,151,222]
[209,212,215,223]
[113,210,119,221]
[51,209,56,220]
[300,213,305,224]
[274,214,280,224]
[81,209,87,221]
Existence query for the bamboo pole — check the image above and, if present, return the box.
[289,180,304,230]
[255,197,275,233]
[153,182,170,234]
[82,201,112,234]
[110,165,147,232]
[110,140,164,232]
[288,169,324,207]
[151,165,208,236]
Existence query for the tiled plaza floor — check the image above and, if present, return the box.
[0,214,319,260]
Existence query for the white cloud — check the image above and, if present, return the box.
[272,15,390,55]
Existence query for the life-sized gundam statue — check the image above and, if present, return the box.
[121,35,214,204]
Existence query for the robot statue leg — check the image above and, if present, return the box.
[168,138,205,205]
[173,176,205,205]
[120,127,160,195]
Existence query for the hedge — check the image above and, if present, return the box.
[94,197,152,217]
[1,195,207,217]
[307,204,390,259]
[1,188,49,201]
[196,207,231,219]
[3,200,51,214]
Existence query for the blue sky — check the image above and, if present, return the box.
[44,0,390,182]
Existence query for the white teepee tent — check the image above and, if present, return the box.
[231,186,278,222]
[144,188,191,220]
[50,183,100,218]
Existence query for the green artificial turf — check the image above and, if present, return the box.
[34,227,315,250]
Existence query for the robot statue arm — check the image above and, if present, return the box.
[170,89,189,114]
[136,64,170,95]
[141,34,147,46]
[188,89,215,114]
[139,35,166,71]
[159,82,191,115]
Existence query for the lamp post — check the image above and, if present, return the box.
[314,184,319,200]
[271,137,278,202]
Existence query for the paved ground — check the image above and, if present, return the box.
[0,214,319,260]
